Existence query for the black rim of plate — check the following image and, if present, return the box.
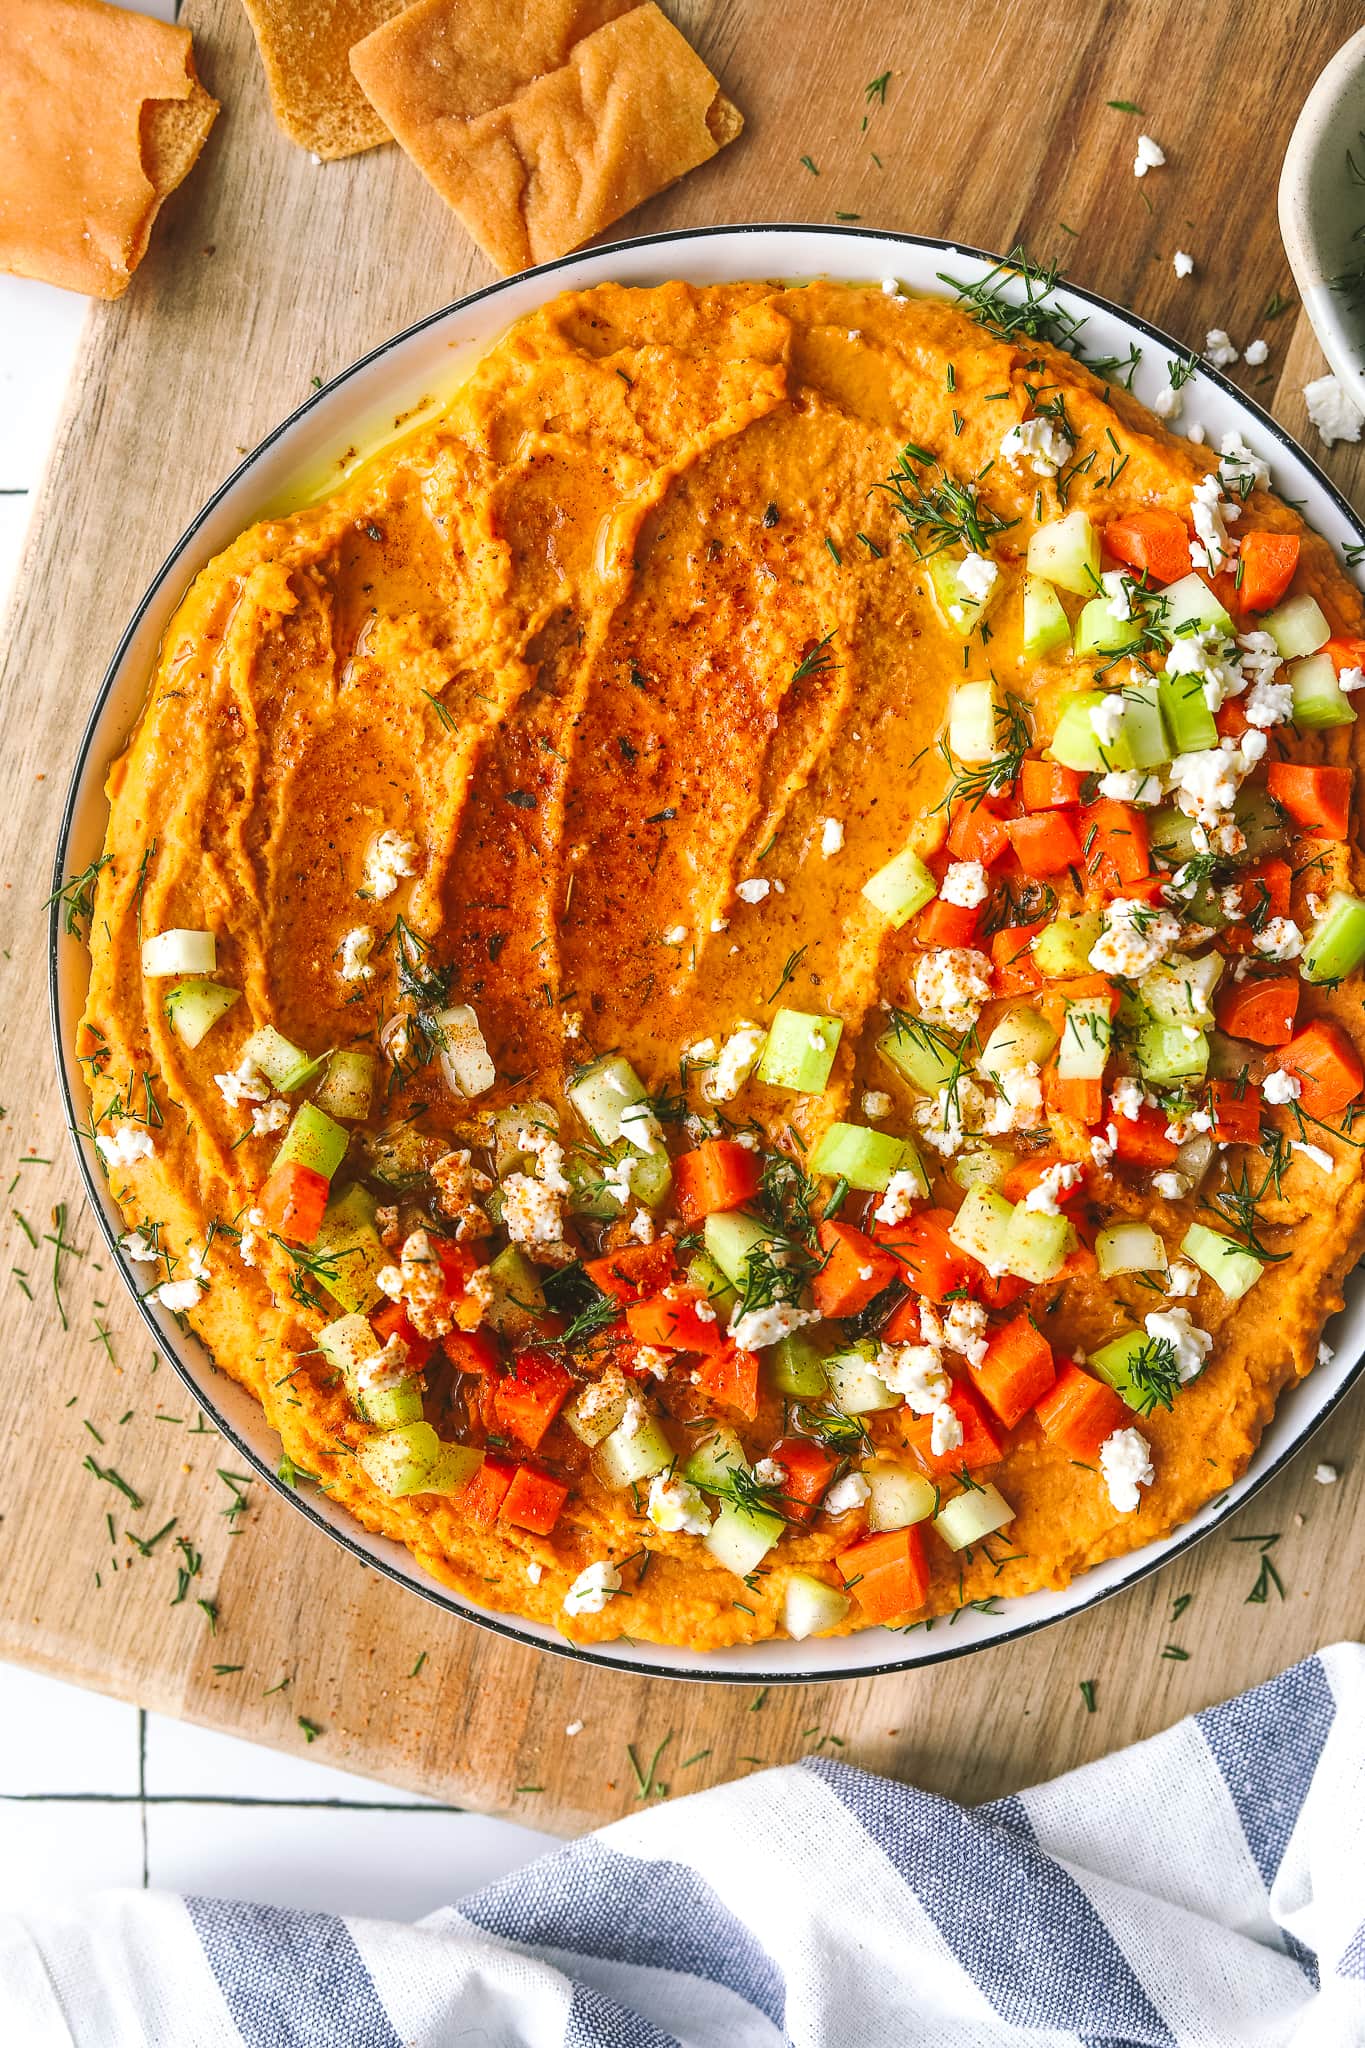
[48,222,1365,1688]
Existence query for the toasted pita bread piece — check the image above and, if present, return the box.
[0,0,218,300]
[350,0,743,274]
[239,0,409,159]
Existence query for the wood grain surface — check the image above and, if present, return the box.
[1,0,1363,1833]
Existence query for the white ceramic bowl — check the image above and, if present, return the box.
[50,225,1365,1684]
[1280,24,1365,418]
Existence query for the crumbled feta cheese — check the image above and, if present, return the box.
[156,1277,203,1313]
[338,926,375,980]
[729,1299,818,1353]
[1314,1462,1339,1486]
[1154,384,1182,422]
[823,1471,871,1518]
[940,860,988,908]
[881,276,902,297]
[501,1173,565,1248]
[525,1561,543,1585]
[1133,133,1166,177]
[1218,429,1270,499]
[1110,1076,1145,1122]
[1022,1161,1083,1215]
[251,1098,290,1136]
[979,1054,1044,1138]
[1188,473,1235,571]
[96,1123,155,1169]
[876,1341,949,1412]
[1243,679,1293,728]
[930,1403,964,1458]
[1168,734,1266,824]
[943,1298,989,1366]
[820,817,844,858]
[214,1057,268,1109]
[1145,1306,1212,1383]
[1185,423,1206,445]
[1100,1426,1155,1512]
[1164,626,1245,713]
[956,551,999,606]
[874,1169,923,1227]
[1243,338,1269,367]
[1203,329,1239,369]
[1339,667,1365,694]
[563,1560,622,1617]
[628,1208,657,1249]
[752,1458,786,1487]
[913,947,993,1033]
[1262,1069,1301,1107]
[647,1472,712,1535]
[736,878,770,904]
[914,1075,988,1158]
[1153,1170,1191,1200]
[1090,1130,1115,1168]
[1172,249,1194,278]
[662,924,688,946]
[363,830,418,901]
[1089,693,1128,747]
[1097,769,1162,805]
[1165,1261,1199,1298]
[706,1022,767,1103]
[237,1207,265,1268]
[1303,374,1363,447]
[862,1089,893,1119]
[119,1230,158,1265]
[1253,917,1303,962]
[710,916,730,933]
[1000,415,1073,477]
[1089,899,1181,978]
[618,1100,664,1156]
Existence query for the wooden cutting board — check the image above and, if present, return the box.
[1,0,1363,1834]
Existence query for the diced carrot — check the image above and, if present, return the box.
[1006,810,1085,875]
[881,1292,924,1342]
[1034,1363,1128,1460]
[1205,566,1245,626]
[584,1237,678,1303]
[1222,857,1293,953]
[1082,798,1150,892]
[811,1220,899,1317]
[1020,758,1085,811]
[1266,762,1352,841]
[1039,974,1120,1029]
[1057,1239,1099,1281]
[875,1207,974,1303]
[444,1328,501,1374]
[1207,1079,1260,1146]
[1046,1069,1104,1126]
[1103,508,1193,586]
[947,801,1012,867]
[1325,636,1365,677]
[974,1269,1033,1310]
[500,1464,570,1536]
[1112,1106,1178,1167]
[905,1381,1004,1474]
[837,1524,930,1623]
[494,1348,573,1452]
[1214,972,1300,1047]
[991,920,1045,994]
[371,1300,436,1372]
[1273,1019,1365,1118]
[771,1435,841,1525]
[1238,531,1300,613]
[1216,699,1251,741]
[672,1140,763,1225]
[256,1161,329,1245]
[971,1313,1056,1429]
[460,1453,518,1529]
[694,1341,760,1422]
[918,897,982,948]
[1000,1151,1066,1203]
[625,1290,727,1353]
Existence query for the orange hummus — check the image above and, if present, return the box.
[76,279,1365,1649]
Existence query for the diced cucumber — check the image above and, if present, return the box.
[1022,573,1071,660]
[164,979,240,1049]
[482,1244,548,1339]
[877,1017,961,1093]
[1135,1018,1209,1086]
[1057,998,1113,1081]
[948,679,999,762]
[422,1443,486,1497]
[242,1024,307,1090]
[360,1380,425,1430]
[948,1185,1015,1272]
[682,1426,748,1491]
[1162,572,1233,638]
[142,929,216,977]
[1234,784,1289,860]
[317,1303,421,1427]
[1290,651,1356,731]
[1262,591,1330,660]
[703,1209,776,1290]
[756,1009,843,1092]
[861,847,938,929]
[782,1571,852,1640]
[1180,1222,1263,1300]
[811,1121,927,1194]
[1302,890,1365,984]
[274,1102,349,1181]
[565,1378,629,1447]
[865,1462,937,1531]
[1003,1207,1074,1284]
[432,1004,496,1098]
[1074,594,1141,657]
[1158,671,1219,755]
[564,1148,621,1221]
[686,1249,738,1314]
[705,1499,784,1578]
[1027,509,1100,596]
[318,1313,380,1378]
[826,1340,901,1415]
[1050,690,1129,773]
[593,1406,674,1489]
[1096,1222,1168,1279]
[1139,953,1224,1026]
[926,556,1001,640]
[948,1145,1012,1192]
[1033,913,1102,979]
[933,1481,1014,1552]
[491,1101,558,1176]
[770,1330,830,1398]
[1089,1329,1160,1412]
[312,1048,375,1122]
[357,1420,440,1497]
[627,1146,674,1211]
[977,1006,1057,1076]
[1148,805,1204,867]
[568,1053,648,1145]
[278,1047,332,1094]
[1117,681,1173,770]
[311,1184,387,1314]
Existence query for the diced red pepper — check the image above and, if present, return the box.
[1325,635,1365,677]
[694,1341,760,1421]
[1214,972,1300,1047]
[1006,810,1085,875]
[1081,798,1151,892]
[672,1141,763,1225]
[494,1348,573,1451]
[584,1237,678,1302]
[905,1381,1004,1474]
[1020,758,1085,811]
[624,1290,726,1353]
[1273,1019,1364,1119]
[811,1220,899,1317]
[1266,762,1351,840]
[460,1453,518,1528]
[991,920,1045,994]
[256,1161,330,1245]
[371,1300,435,1372]
[499,1463,570,1535]
[444,1327,501,1374]
[1207,1079,1260,1146]
[876,1208,975,1303]
[947,800,1012,867]
[1112,1106,1178,1167]
[918,896,982,948]
[771,1435,841,1524]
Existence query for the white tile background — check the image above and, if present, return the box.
[0,0,559,1923]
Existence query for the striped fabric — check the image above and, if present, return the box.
[5,1644,1362,2047]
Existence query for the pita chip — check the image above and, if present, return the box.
[350,0,743,274]
[238,0,411,160]
[0,0,218,300]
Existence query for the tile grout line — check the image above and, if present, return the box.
[138,1709,148,1889]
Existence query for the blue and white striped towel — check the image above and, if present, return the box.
[5,1643,1362,2047]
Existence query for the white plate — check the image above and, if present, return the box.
[50,225,1365,1684]
[1279,24,1365,420]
